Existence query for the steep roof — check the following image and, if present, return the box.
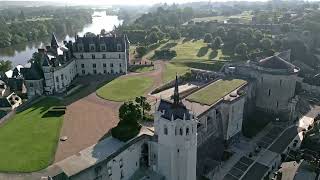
[258,55,296,70]
[157,99,191,121]
[74,34,127,52]
[51,33,59,47]
[20,63,43,80]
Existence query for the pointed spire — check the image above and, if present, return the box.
[51,33,59,48]
[173,74,180,106]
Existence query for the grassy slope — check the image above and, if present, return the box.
[130,66,154,73]
[96,76,154,102]
[162,39,225,82]
[187,79,247,105]
[0,97,63,172]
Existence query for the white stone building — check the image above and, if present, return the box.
[31,33,130,95]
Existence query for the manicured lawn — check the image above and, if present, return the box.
[172,39,213,61]
[187,79,247,105]
[0,97,63,172]
[163,63,190,82]
[96,76,154,102]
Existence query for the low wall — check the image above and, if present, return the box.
[16,96,45,113]
[0,110,15,126]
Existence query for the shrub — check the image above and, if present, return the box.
[153,49,177,59]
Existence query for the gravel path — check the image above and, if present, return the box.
[54,60,165,162]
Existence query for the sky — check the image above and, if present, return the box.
[0,0,269,6]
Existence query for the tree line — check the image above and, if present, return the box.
[0,7,92,48]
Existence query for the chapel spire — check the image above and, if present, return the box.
[173,74,180,106]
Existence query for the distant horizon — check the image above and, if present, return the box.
[0,0,306,6]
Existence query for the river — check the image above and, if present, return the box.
[0,11,123,67]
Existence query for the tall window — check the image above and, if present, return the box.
[103,63,106,68]
[119,54,121,59]
[92,54,95,59]
[80,54,84,59]
[164,125,168,135]
[81,64,84,68]
[117,44,122,51]
[93,63,96,68]
[90,45,95,51]
[101,45,106,51]
[82,70,85,74]
[55,76,59,82]
[280,80,282,87]
[180,128,183,136]
[110,63,113,67]
[103,54,106,59]
[268,89,271,96]
[93,69,97,74]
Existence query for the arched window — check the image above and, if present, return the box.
[186,127,190,135]
[164,125,168,135]
[180,128,183,136]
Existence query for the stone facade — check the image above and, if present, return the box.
[41,33,129,95]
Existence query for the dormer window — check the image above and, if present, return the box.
[90,44,95,51]
[100,44,106,51]
[78,44,83,52]
[117,44,122,51]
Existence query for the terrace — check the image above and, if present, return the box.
[186,79,247,106]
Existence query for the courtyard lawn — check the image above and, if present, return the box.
[96,76,154,102]
[163,63,190,83]
[187,79,247,105]
[0,97,63,172]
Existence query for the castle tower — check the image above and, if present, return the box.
[154,76,197,180]
[51,33,59,49]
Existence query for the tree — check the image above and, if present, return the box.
[18,10,25,21]
[260,38,272,50]
[211,36,223,49]
[0,60,12,72]
[100,29,106,35]
[254,30,263,41]
[136,46,147,57]
[84,32,96,37]
[169,29,181,40]
[234,43,248,56]
[204,33,213,43]
[272,39,282,51]
[216,26,226,38]
[281,23,291,33]
[119,101,141,125]
[146,31,159,44]
[135,96,151,118]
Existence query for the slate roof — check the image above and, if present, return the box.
[0,98,11,108]
[241,162,269,180]
[157,99,191,120]
[258,55,296,70]
[74,34,127,52]
[51,33,59,47]
[7,78,24,91]
[268,126,300,154]
[20,63,43,80]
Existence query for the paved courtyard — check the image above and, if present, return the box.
[54,61,165,162]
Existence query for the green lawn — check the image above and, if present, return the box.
[163,63,190,82]
[186,79,247,105]
[96,76,154,102]
[191,11,253,24]
[172,40,213,61]
[0,97,63,172]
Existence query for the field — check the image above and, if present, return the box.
[187,79,247,105]
[96,76,154,102]
[191,11,253,24]
[0,97,63,172]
